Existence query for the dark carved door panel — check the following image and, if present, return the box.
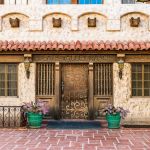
[61,64,88,119]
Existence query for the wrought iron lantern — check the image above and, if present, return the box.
[24,54,32,79]
[117,59,124,79]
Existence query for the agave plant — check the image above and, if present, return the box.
[22,100,49,115]
[102,104,129,119]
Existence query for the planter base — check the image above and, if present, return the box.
[27,113,43,128]
[106,113,121,129]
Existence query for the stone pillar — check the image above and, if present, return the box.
[88,63,94,119]
[113,63,131,107]
[19,63,36,103]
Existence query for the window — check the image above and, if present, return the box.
[36,63,55,96]
[0,64,18,96]
[47,0,103,4]
[78,0,102,4]
[47,0,71,4]
[132,64,150,96]
[122,0,136,4]
[94,63,112,96]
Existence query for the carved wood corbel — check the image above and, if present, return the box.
[88,18,96,27]
[9,18,20,28]
[130,17,140,27]
[52,18,61,28]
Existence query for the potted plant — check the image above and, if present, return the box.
[22,100,49,128]
[102,104,129,129]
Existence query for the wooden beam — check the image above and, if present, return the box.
[88,62,94,120]
[0,55,24,62]
[54,62,61,119]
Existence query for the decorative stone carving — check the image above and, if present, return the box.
[52,18,61,28]
[33,55,117,63]
[9,18,20,28]
[88,18,96,27]
[130,17,140,27]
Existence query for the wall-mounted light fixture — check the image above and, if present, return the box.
[117,54,125,80]
[24,54,32,79]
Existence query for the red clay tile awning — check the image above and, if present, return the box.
[0,40,150,51]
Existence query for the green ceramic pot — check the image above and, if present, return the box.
[27,112,43,128]
[106,113,121,129]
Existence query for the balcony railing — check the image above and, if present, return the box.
[0,106,26,128]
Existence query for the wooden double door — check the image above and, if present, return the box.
[61,64,89,119]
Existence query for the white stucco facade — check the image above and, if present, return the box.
[0,0,150,124]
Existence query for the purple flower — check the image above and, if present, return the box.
[22,100,49,115]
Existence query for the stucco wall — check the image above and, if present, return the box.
[0,4,150,41]
[113,63,150,125]
[0,63,36,106]
[0,1,150,124]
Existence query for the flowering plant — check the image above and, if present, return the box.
[22,100,49,115]
[102,104,129,119]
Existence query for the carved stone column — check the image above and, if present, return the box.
[54,62,61,119]
[88,62,94,120]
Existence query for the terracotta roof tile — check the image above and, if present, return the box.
[70,41,75,50]
[76,40,81,50]
[99,41,105,50]
[93,41,99,50]
[0,40,150,52]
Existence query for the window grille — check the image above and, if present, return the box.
[132,64,150,96]
[94,64,112,96]
[0,64,18,97]
[36,63,55,96]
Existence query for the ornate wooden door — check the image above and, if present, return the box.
[61,64,88,119]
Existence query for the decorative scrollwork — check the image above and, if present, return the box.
[0,106,23,128]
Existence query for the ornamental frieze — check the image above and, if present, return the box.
[33,55,117,63]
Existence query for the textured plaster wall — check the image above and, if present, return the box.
[0,63,36,106]
[0,1,150,123]
[0,4,150,41]
[113,63,150,125]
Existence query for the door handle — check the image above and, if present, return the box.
[62,81,64,94]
